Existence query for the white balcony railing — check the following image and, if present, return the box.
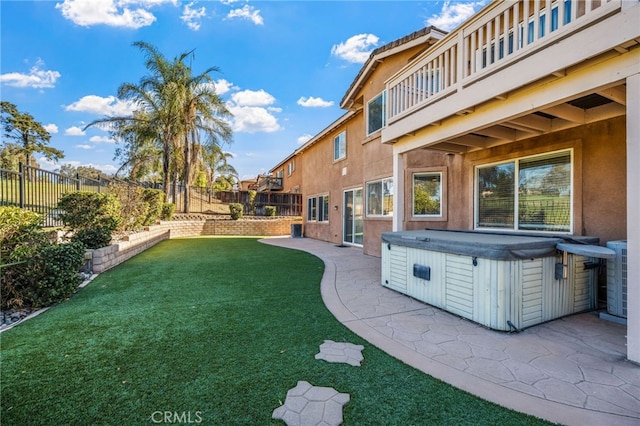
[386,0,621,123]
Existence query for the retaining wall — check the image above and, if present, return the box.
[89,217,302,273]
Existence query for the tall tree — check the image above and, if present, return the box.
[177,60,233,212]
[0,101,63,168]
[85,42,233,212]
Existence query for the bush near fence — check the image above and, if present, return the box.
[1,163,302,227]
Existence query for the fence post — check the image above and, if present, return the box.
[18,162,25,208]
[76,173,81,191]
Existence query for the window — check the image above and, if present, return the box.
[275,169,284,178]
[334,131,346,161]
[307,195,329,222]
[367,91,386,135]
[307,197,317,221]
[413,173,442,216]
[366,178,393,216]
[318,194,329,222]
[287,160,295,176]
[476,150,572,232]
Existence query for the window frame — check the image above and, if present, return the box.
[366,177,393,217]
[307,194,329,223]
[412,172,443,218]
[474,149,573,233]
[306,197,317,222]
[366,91,387,136]
[318,194,330,222]
[333,131,346,161]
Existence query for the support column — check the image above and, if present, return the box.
[392,149,404,232]
[627,72,640,363]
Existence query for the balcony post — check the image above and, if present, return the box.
[626,72,640,363]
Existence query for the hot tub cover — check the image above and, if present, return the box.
[381,230,599,261]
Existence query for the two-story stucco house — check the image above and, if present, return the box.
[268,0,640,363]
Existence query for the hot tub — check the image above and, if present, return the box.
[381,230,614,331]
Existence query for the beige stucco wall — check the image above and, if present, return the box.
[401,117,627,245]
[299,43,431,256]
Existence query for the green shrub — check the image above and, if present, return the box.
[229,203,243,220]
[142,188,164,225]
[58,192,121,229]
[0,206,42,243]
[160,203,175,221]
[0,206,85,310]
[25,241,85,308]
[71,227,113,249]
[264,205,276,217]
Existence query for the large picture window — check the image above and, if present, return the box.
[413,173,442,216]
[334,131,346,161]
[476,150,572,232]
[367,91,386,135]
[366,178,393,216]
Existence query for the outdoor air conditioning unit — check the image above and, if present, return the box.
[606,240,628,319]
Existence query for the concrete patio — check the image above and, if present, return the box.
[261,237,640,426]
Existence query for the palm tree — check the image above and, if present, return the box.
[177,63,232,212]
[201,143,237,190]
[85,42,233,210]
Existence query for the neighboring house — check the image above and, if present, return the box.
[269,152,302,194]
[266,0,639,362]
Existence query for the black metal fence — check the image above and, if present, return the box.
[0,163,110,227]
[1,164,302,227]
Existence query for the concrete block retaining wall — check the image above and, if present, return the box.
[89,217,302,273]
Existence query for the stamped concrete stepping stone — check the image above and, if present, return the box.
[272,380,350,426]
[315,340,365,366]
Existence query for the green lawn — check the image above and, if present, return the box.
[0,237,553,425]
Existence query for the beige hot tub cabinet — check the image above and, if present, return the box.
[381,230,615,331]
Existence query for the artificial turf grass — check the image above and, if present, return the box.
[0,237,554,425]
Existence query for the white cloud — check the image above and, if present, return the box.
[226,88,281,133]
[89,135,116,144]
[230,89,275,107]
[297,96,334,108]
[228,106,281,134]
[226,4,263,25]
[426,1,488,31]
[36,157,62,172]
[181,2,206,31]
[213,79,235,95]
[297,134,312,145]
[331,34,379,64]
[65,95,136,116]
[0,59,61,89]
[65,126,86,136]
[75,144,94,150]
[44,124,59,134]
[55,0,178,28]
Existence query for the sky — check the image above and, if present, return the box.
[1,0,487,181]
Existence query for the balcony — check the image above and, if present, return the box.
[382,0,638,144]
[256,175,283,192]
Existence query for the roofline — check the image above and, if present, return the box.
[268,110,360,174]
[340,26,448,109]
